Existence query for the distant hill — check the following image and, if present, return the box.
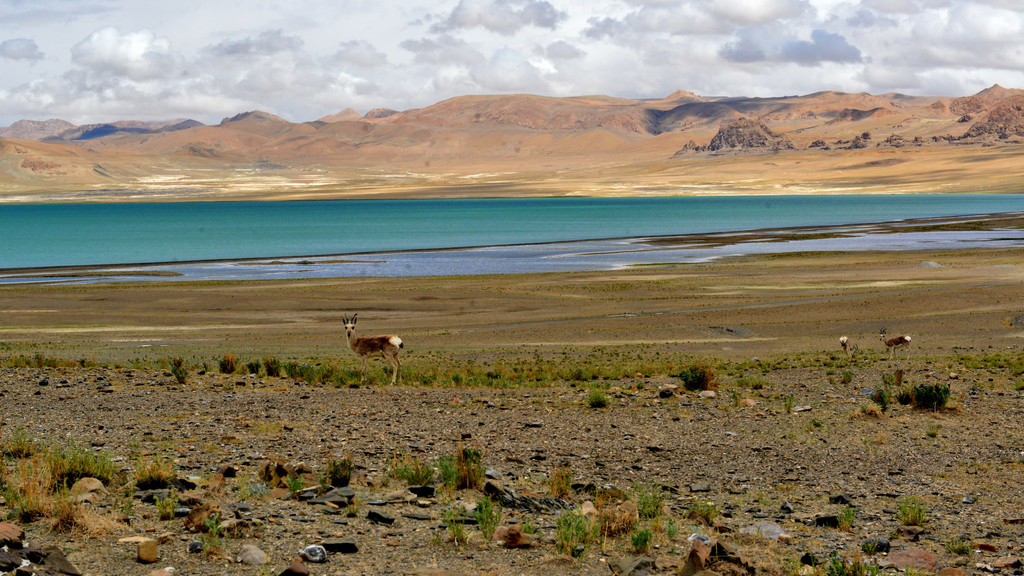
[3,85,1024,201]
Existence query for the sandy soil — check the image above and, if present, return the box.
[1,244,1023,576]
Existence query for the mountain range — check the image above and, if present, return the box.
[2,85,1023,201]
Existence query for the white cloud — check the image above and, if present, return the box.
[71,27,179,80]
[436,0,567,35]
[0,37,44,61]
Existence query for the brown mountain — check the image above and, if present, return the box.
[2,85,1024,201]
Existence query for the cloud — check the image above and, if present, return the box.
[203,29,304,58]
[721,28,862,66]
[544,40,584,60]
[707,0,810,26]
[70,27,178,80]
[400,34,486,67]
[780,29,862,65]
[435,0,567,35]
[0,38,44,61]
[333,40,389,68]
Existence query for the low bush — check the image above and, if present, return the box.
[911,383,951,410]
[219,354,238,374]
[556,508,599,558]
[677,364,717,391]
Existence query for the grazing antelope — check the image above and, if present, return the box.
[879,328,911,359]
[839,336,859,357]
[343,313,403,384]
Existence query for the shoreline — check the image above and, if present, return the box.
[2,210,1022,284]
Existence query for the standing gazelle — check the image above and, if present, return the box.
[343,313,403,384]
[879,328,911,360]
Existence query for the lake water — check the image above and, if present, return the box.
[1,194,1022,282]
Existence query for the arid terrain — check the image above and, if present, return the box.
[2,86,1024,202]
[1,243,1023,575]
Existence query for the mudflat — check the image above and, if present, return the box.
[1,244,1023,576]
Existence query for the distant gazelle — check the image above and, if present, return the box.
[343,313,403,384]
[879,328,911,360]
[839,336,858,358]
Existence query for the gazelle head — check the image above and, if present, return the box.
[878,327,887,341]
[343,313,358,337]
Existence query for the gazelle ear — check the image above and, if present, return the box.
[343,313,349,324]
[352,313,358,323]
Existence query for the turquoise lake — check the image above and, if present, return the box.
[1,194,1022,280]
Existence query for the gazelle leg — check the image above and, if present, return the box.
[361,357,368,382]
[389,354,401,385]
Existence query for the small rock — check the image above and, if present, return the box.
[609,555,656,576]
[0,523,24,547]
[366,510,395,525]
[322,537,359,554]
[937,568,967,576]
[862,536,891,554]
[884,548,939,572]
[992,558,1022,569]
[740,521,789,542]
[409,485,435,498]
[37,544,83,576]
[781,501,795,513]
[137,539,158,563]
[236,544,268,565]
[300,544,327,563]
[580,501,598,517]
[70,477,107,503]
[278,560,310,576]
[699,390,716,399]
[187,541,203,554]
[690,482,712,493]
[814,515,839,528]
[829,494,852,505]
[680,538,711,576]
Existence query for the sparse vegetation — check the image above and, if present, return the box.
[389,453,434,486]
[632,483,665,520]
[219,354,238,374]
[677,363,717,391]
[688,500,718,526]
[135,455,175,490]
[474,495,502,541]
[630,526,653,553]
[549,466,572,499]
[586,387,609,408]
[896,496,927,526]
[169,356,188,383]
[321,456,354,488]
[911,382,951,410]
[556,508,598,558]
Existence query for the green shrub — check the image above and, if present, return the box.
[475,496,502,541]
[155,490,178,521]
[911,383,951,410]
[587,388,609,409]
[631,527,654,553]
[442,508,467,546]
[838,506,855,531]
[245,360,261,375]
[871,387,890,412]
[555,508,598,558]
[688,500,718,525]
[633,483,665,519]
[825,554,879,576]
[135,456,175,490]
[169,357,188,384]
[945,537,972,556]
[677,364,717,391]
[455,445,485,490]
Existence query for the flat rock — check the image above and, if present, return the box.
[883,548,939,572]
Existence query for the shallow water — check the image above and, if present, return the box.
[2,194,1023,270]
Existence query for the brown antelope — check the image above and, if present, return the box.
[343,313,403,384]
[839,336,858,357]
[879,328,911,359]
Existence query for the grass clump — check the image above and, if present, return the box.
[442,508,468,546]
[155,490,178,521]
[168,357,188,384]
[825,554,879,576]
[838,506,856,531]
[321,456,353,488]
[262,357,282,377]
[2,427,38,459]
[896,496,927,526]
[586,387,609,408]
[630,527,654,554]
[688,500,719,526]
[677,363,717,391]
[549,466,573,499]
[46,437,114,489]
[632,483,665,520]
[911,382,951,410]
[437,445,485,491]
[389,453,434,486]
[944,537,972,556]
[219,354,238,374]
[135,456,175,490]
[474,496,502,541]
[555,508,599,558]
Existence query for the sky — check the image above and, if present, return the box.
[2,0,1024,127]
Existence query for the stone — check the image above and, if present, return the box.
[609,555,656,576]
[659,385,677,398]
[0,550,24,572]
[991,557,1022,569]
[278,560,310,576]
[184,501,223,533]
[187,540,204,554]
[739,521,789,542]
[699,390,716,399]
[309,486,355,506]
[884,548,939,572]
[976,542,998,552]
[69,477,107,503]
[206,473,226,493]
[829,494,852,505]
[897,525,927,541]
[236,544,269,565]
[680,539,712,576]
[137,539,158,563]
[323,537,359,554]
[37,544,82,576]
[500,524,533,548]
[408,485,435,498]
[937,568,967,576]
[367,510,395,525]
[580,501,598,517]
[814,515,839,528]
[690,482,712,493]
[862,536,891,554]
[0,522,23,547]
[300,544,327,563]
